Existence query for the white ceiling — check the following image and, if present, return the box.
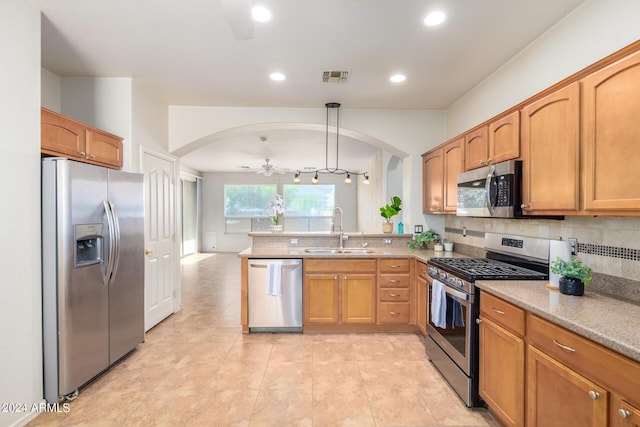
[33,0,586,173]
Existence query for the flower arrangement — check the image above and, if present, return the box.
[269,194,284,225]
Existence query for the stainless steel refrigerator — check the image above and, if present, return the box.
[42,158,144,403]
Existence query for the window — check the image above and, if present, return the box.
[283,184,335,232]
[224,184,276,233]
[223,183,335,233]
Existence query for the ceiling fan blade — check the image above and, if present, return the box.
[221,0,254,41]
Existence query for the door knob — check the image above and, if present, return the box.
[145,249,153,255]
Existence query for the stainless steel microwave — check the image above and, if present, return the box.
[457,160,523,218]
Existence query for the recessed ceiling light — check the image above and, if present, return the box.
[390,74,406,83]
[252,6,271,22]
[270,72,286,81]
[423,11,446,27]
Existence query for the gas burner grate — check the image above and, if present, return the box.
[428,258,547,281]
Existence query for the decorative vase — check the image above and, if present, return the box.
[270,224,283,233]
[559,276,584,296]
[382,221,393,233]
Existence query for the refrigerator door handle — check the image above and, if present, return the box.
[103,200,116,285]
[108,201,121,283]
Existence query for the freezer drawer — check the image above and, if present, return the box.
[248,259,303,331]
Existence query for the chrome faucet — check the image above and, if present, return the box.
[331,207,348,249]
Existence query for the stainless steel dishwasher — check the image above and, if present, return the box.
[248,259,303,332]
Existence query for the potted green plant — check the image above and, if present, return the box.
[407,229,440,250]
[379,196,402,233]
[550,257,592,296]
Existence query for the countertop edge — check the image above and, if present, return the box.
[476,280,640,363]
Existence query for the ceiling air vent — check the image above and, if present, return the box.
[322,70,350,83]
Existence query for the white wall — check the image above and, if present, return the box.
[41,68,61,112]
[0,1,42,426]
[446,0,640,137]
[132,81,170,173]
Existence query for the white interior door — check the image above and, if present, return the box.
[143,150,177,331]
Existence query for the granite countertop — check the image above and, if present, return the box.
[476,280,640,363]
[238,247,467,263]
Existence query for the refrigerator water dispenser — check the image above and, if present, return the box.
[74,224,103,267]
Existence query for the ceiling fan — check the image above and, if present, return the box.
[254,159,288,176]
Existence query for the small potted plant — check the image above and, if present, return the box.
[407,229,440,250]
[379,196,402,233]
[550,257,592,296]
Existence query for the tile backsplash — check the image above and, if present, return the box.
[444,215,640,283]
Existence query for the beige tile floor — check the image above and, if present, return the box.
[30,253,499,427]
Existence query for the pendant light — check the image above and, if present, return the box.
[294,102,370,185]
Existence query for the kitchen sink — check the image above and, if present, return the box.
[303,248,374,254]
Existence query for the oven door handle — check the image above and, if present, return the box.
[430,278,471,302]
[485,165,496,217]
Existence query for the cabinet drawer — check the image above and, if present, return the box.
[378,275,409,288]
[304,259,377,273]
[480,292,525,336]
[379,302,410,323]
[379,288,409,302]
[379,258,410,273]
[527,313,640,407]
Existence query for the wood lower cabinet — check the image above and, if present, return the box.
[479,293,526,427]
[378,258,411,324]
[415,261,428,336]
[303,259,376,326]
[582,49,640,213]
[41,108,123,169]
[613,398,640,427]
[527,345,608,427]
[520,82,580,214]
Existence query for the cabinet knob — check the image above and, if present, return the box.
[588,391,600,400]
[487,158,493,163]
[618,409,631,419]
[344,275,347,280]
[479,160,484,165]
[476,318,482,324]
[389,311,400,316]
[79,151,86,156]
[334,275,338,280]
[521,203,528,209]
[491,307,506,316]
[89,154,96,159]
[388,293,399,297]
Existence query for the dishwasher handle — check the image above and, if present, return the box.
[249,263,300,269]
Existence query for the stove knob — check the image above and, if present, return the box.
[427,267,437,276]
[439,272,448,280]
[454,278,463,288]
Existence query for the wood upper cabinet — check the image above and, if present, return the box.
[520,82,580,214]
[41,108,123,169]
[479,292,526,427]
[422,147,444,213]
[303,259,376,325]
[582,49,640,212]
[488,111,520,164]
[423,138,464,214]
[527,345,608,427]
[443,138,464,212]
[464,126,489,170]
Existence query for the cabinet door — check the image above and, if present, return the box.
[303,274,339,324]
[422,148,444,213]
[582,49,640,212]
[416,274,427,336]
[489,111,520,164]
[41,109,86,159]
[614,398,640,427]
[479,317,525,427]
[443,138,464,212]
[527,345,608,427]
[342,274,376,324]
[86,130,123,169]
[464,126,488,170]
[521,82,580,213]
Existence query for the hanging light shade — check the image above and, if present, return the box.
[293,102,370,185]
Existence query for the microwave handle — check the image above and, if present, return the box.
[485,165,496,216]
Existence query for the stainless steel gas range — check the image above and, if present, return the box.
[425,233,550,407]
